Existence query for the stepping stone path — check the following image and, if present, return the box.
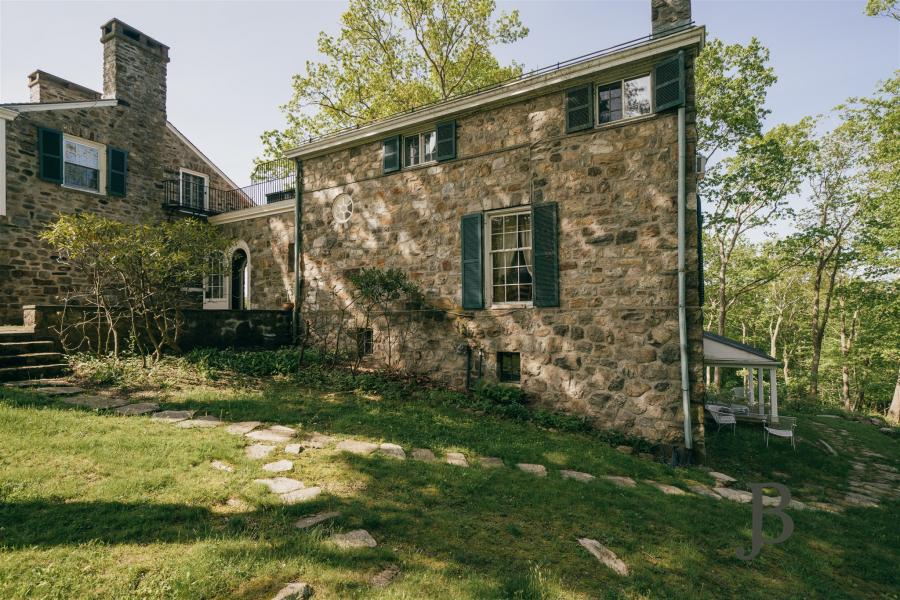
[577,538,629,576]
[688,483,721,499]
[281,487,322,504]
[211,460,234,472]
[479,457,504,469]
[517,463,547,477]
[246,444,277,459]
[271,581,313,600]
[371,565,401,588]
[246,426,295,443]
[255,477,304,494]
[115,402,159,416]
[709,471,736,486]
[604,476,636,488]
[644,480,686,496]
[63,395,129,409]
[560,470,595,483]
[337,439,378,455]
[330,529,377,549]
[446,452,468,467]
[151,410,194,423]
[295,511,340,529]
[35,386,83,396]
[714,487,753,503]
[5,378,72,387]
[378,443,406,459]
[285,444,304,455]
[176,415,222,429]
[226,421,261,435]
[411,448,436,462]
[301,432,335,449]
[263,460,294,473]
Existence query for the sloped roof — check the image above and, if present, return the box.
[703,332,780,367]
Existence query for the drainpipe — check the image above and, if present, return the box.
[677,105,693,451]
[292,159,304,343]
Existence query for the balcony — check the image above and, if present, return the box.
[162,157,296,217]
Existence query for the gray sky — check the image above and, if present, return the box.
[2,1,897,187]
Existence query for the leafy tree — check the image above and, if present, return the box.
[261,0,528,158]
[865,0,900,19]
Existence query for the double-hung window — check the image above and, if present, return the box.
[488,210,533,304]
[404,130,436,167]
[597,74,652,124]
[204,252,225,301]
[180,169,208,210]
[63,136,104,193]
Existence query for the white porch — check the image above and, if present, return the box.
[703,332,781,421]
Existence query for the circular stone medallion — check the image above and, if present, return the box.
[332,194,353,224]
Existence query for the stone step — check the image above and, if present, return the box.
[0,363,70,382]
[0,341,56,356]
[0,331,39,343]
[0,352,64,368]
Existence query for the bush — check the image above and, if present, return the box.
[473,381,528,406]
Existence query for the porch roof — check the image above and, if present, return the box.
[703,332,780,368]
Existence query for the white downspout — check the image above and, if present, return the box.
[677,105,693,450]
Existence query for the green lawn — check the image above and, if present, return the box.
[0,361,897,599]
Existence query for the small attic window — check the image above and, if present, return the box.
[123,27,141,41]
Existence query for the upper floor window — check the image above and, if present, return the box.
[488,210,533,305]
[180,169,208,210]
[63,136,104,193]
[597,74,652,124]
[404,130,436,167]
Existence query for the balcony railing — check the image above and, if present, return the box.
[162,157,297,217]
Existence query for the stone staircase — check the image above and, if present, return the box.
[0,327,68,382]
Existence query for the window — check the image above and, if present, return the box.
[597,75,652,124]
[356,328,374,356]
[180,169,208,209]
[404,130,436,167]
[63,136,103,193]
[488,210,533,304]
[497,352,521,383]
[204,252,225,301]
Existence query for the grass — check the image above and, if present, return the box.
[0,355,898,599]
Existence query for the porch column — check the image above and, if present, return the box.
[748,367,755,406]
[758,367,765,416]
[770,368,779,419]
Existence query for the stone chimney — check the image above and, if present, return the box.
[651,0,692,37]
[100,19,169,118]
[27,71,101,103]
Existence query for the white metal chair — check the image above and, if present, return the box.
[706,405,737,434]
[764,416,797,450]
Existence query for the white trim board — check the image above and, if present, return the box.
[166,121,241,191]
[208,199,294,225]
[0,99,119,112]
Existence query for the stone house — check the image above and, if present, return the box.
[0,19,238,324]
[208,1,707,448]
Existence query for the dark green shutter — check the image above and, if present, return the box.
[460,212,483,309]
[532,202,559,307]
[565,84,593,133]
[107,147,128,197]
[382,135,400,173]
[436,120,456,161]
[37,127,63,183]
[654,50,685,112]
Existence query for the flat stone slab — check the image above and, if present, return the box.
[285,444,304,455]
[479,456,504,469]
[176,415,223,429]
[603,476,636,488]
[446,452,468,467]
[35,386,83,396]
[709,471,737,485]
[577,538,629,576]
[115,402,159,416]
[411,448,436,462]
[226,421,261,435]
[378,443,406,459]
[560,470,595,482]
[246,444,277,459]
[281,486,322,504]
[63,395,129,409]
[263,460,294,473]
[5,378,72,387]
[644,480,686,496]
[687,484,720,499]
[330,529,377,549]
[843,492,879,507]
[295,510,341,529]
[301,432,335,449]
[211,460,234,472]
[714,487,753,503]
[808,501,843,513]
[254,477,304,494]
[517,463,547,477]
[269,425,297,436]
[337,439,378,455]
[615,445,634,455]
[272,581,314,600]
[150,410,194,423]
[246,427,294,443]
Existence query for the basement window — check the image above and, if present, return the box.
[597,74,652,124]
[356,328,374,356]
[497,352,521,383]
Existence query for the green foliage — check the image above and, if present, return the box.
[184,347,331,377]
[865,0,900,19]
[260,0,528,158]
[473,381,528,406]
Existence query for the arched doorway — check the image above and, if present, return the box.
[230,248,249,310]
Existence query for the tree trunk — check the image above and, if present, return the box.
[714,257,728,390]
[888,365,900,425]
[839,299,851,410]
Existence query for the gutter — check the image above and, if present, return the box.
[292,159,304,343]
[677,103,693,451]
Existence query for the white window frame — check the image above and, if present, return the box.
[202,251,227,310]
[179,168,209,210]
[402,128,437,168]
[62,134,106,195]
[484,206,534,309]
[595,72,654,127]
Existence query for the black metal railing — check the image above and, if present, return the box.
[162,158,296,216]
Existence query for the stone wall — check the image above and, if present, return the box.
[224,48,705,445]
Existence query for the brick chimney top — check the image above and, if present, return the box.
[100,18,169,62]
[651,0,692,37]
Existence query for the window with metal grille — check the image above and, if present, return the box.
[497,352,521,383]
[489,210,533,304]
[598,75,652,124]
